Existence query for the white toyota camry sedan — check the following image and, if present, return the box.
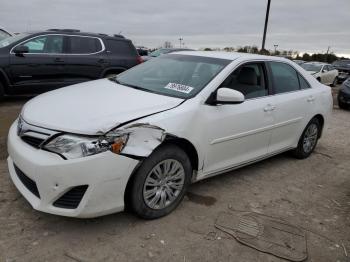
[7,52,332,219]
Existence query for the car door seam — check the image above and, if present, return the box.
[210,117,303,145]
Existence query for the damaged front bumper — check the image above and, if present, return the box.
[7,122,139,218]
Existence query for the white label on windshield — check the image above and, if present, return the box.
[164,83,194,94]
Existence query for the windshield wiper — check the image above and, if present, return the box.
[112,77,155,93]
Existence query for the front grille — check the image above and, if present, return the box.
[21,135,45,148]
[14,164,40,198]
[53,185,88,209]
[16,118,57,149]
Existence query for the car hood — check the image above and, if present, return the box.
[21,79,184,135]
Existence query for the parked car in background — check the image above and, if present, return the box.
[338,77,350,109]
[293,60,305,65]
[332,59,350,84]
[0,29,142,100]
[0,28,12,41]
[142,48,194,61]
[136,46,148,56]
[301,62,338,86]
[7,52,332,219]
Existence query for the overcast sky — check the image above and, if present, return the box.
[1,0,349,56]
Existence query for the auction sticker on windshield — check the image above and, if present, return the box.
[164,83,194,94]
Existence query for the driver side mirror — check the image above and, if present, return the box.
[13,45,29,55]
[207,87,245,105]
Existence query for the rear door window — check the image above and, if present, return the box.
[68,36,102,54]
[269,62,300,94]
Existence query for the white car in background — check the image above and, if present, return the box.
[7,52,332,219]
[301,62,338,86]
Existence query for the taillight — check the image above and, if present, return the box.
[137,56,144,64]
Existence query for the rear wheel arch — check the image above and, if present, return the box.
[0,69,10,95]
[102,68,126,78]
[313,114,324,138]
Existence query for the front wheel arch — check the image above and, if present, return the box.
[123,137,198,210]
[127,144,192,219]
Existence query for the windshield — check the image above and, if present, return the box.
[301,63,322,72]
[114,54,231,99]
[0,33,28,48]
[0,30,11,41]
[333,60,350,67]
[149,49,170,57]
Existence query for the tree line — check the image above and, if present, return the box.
[202,45,345,63]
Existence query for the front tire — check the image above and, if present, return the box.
[130,144,192,219]
[293,118,320,159]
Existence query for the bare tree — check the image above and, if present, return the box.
[163,41,173,48]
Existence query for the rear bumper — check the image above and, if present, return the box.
[7,122,139,218]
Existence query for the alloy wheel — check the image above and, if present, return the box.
[303,123,318,153]
[143,159,185,210]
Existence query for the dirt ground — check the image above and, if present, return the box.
[0,88,349,262]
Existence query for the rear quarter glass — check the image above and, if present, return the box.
[106,39,138,56]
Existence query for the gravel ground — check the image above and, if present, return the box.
[0,88,349,262]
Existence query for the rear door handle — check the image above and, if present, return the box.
[98,58,109,64]
[54,57,64,63]
[263,104,276,112]
[307,96,315,102]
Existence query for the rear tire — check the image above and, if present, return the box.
[0,81,4,102]
[293,118,320,159]
[130,144,192,219]
[331,77,338,87]
[338,99,347,109]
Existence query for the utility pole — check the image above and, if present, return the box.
[326,46,331,63]
[179,37,183,48]
[261,0,271,51]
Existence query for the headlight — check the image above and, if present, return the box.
[44,133,128,159]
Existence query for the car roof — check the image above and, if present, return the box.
[170,51,291,62]
[303,61,328,66]
[25,29,130,41]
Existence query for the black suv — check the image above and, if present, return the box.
[332,59,350,84]
[0,29,142,99]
